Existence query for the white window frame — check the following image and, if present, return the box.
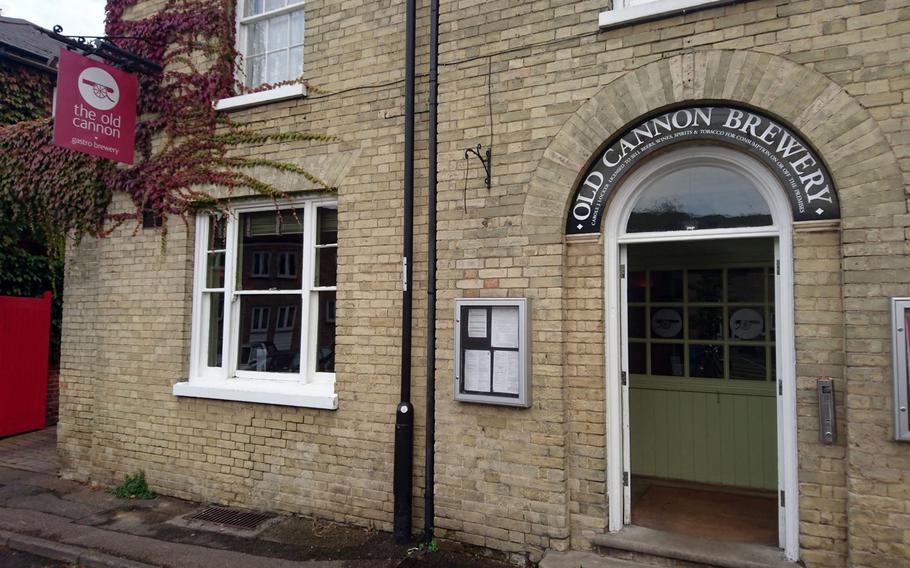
[175,197,338,409]
[215,1,308,111]
[599,0,735,29]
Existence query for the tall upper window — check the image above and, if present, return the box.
[181,199,337,409]
[239,0,305,88]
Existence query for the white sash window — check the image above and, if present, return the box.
[175,198,338,409]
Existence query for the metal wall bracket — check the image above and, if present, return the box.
[464,144,492,189]
[40,25,162,75]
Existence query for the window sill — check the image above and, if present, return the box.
[173,378,337,409]
[214,83,307,112]
[598,0,734,29]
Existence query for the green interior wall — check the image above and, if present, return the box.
[627,239,778,491]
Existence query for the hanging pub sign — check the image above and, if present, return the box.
[566,105,840,235]
[53,49,138,165]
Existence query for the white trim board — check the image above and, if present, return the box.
[215,84,307,112]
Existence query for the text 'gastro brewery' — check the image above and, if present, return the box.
[566,106,840,235]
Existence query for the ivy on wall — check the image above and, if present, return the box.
[0,60,65,363]
[0,0,331,254]
[0,59,54,123]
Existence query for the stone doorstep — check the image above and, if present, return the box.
[540,550,665,568]
[590,526,797,568]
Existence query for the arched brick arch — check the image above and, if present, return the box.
[523,49,904,234]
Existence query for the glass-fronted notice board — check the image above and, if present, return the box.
[892,298,910,441]
[454,298,530,407]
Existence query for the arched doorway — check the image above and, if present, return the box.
[602,146,799,560]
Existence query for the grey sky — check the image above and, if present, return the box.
[0,0,106,38]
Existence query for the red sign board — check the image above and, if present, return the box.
[53,49,138,164]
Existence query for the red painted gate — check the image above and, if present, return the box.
[0,292,51,437]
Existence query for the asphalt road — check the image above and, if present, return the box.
[0,545,75,567]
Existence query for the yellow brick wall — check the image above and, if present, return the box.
[59,0,910,565]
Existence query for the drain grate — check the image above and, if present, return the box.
[185,506,277,531]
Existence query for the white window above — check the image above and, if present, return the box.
[240,0,305,88]
[599,0,733,29]
[215,0,308,111]
[175,198,338,409]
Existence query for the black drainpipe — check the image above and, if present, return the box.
[423,0,439,544]
[393,0,416,545]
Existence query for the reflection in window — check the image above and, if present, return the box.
[238,296,300,373]
[317,291,335,372]
[195,202,337,381]
[277,252,298,278]
[627,165,773,233]
[238,209,303,291]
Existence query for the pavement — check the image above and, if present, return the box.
[0,427,510,568]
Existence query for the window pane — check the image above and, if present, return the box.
[729,307,765,341]
[650,307,682,339]
[290,10,305,44]
[628,342,646,374]
[267,15,289,51]
[688,269,722,302]
[689,344,724,379]
[628,271,646,302]
[315,247,337,287]
[317,208,337,244]
[237,295,301,373]
[206,252,225,288]
[650,270,683,302]
[245,0,263,17]
[627,306,645,339]
[728,267,764,302]
[626,165,773,233]
[264,0,285,12]
[237,209,303,290]
[247,55,265,88]
[247,21,266,55]
[651,343,684,377]
[730,346,766,380]
[289,46,303,78]
[206,292,224,367]
[266,50,289,84]
[316,291,336,372]
[689,307,722,340]
[208,215,226,250]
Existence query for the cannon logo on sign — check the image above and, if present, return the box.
[53,49,137,165]
[565,106,840,235]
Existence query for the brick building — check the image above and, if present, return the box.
[58,1,910,567]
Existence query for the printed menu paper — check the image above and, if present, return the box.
[492,350,520,395]
[491,306,519,348]
[463,349,491,392]
[467,308,487,338]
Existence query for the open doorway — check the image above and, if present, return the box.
[625,238,778,546]
[602,146,800,559]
